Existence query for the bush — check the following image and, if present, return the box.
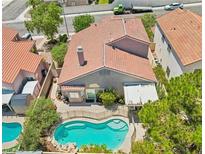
[73,15,95,32]
[59,34,68,43]
[132,141,161,154]
[19,98,60,151]
[99,91,116,107]
[79,144,112,153]
[51,43,67,67]
[153,64,168,88]
[97,88,125,105]
[141,14,156,42]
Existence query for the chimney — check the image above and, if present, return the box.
[76,46,85,66]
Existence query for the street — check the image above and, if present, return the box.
[3,3,202,36]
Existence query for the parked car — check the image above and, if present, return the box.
[21,33,32,40]
[164,3,183,10]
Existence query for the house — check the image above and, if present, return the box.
[58,16,158,106]
[64,0,89,6]
[154,9,202,79]
[2,27,48,114]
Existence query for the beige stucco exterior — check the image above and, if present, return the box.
[62,68,154,95]
[154,25,202,79]
[2,62,47,94]
[109,37,149,58]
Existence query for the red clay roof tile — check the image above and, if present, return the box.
[157,9,202,66]
[3,27,43,84]
[58,16,156,84]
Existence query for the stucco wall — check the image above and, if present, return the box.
[65,0,88,6]
[62,68,153,95]
[110,37,149,58]
[154,25,184,79]
[3,62,47,93]
[183,60,202,73]
[154,25,201,79]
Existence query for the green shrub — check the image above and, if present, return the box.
[153,64,168,88]
[99,91,116,106]
[132,141,161,154]
[141,14,156,42]
[79,144,112,153]
[59,34,68,43]
[51,43,67,67]
[73,15,95,32]
[97,88,125,105]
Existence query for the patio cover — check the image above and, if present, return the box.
[22,81,38,95]
[10,94,31,114]
[124,83,158,106]
[2,93,14,105]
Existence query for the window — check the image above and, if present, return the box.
[166,66,170,77]
[69,92,79,99]
[161,35,165,43]
[167,44,171,53]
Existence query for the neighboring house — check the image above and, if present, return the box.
[154,9,202,79]
[58,16,158,106]
[64,0,89,6]
[2,27,47,114]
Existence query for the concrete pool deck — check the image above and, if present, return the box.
[51,116,133,153]
[2,116,25,149]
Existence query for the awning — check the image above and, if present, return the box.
[61,86,85,91]
[124,83,158,106]
[2,93,14,105]
[22,81,38,95]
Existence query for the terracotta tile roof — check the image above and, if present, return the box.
[105,46,156,81]
[58,16,156,84]
[3,27,43,84]
[157,9,202,66]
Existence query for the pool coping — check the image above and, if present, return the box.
[51,116,132,153]
[2,116,25,150]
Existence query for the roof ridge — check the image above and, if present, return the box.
[122,18,127,35]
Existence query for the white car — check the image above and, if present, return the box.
[164,3,183,10]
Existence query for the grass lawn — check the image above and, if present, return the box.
[98,0,109,4]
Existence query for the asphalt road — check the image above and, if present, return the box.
[3,4,201,36]
[3,0,27,21]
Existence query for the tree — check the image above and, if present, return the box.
[25,2,63,41]
[20,98,60,151]
[51,43,67,67]
[28,0,42,8]
[73,15,95,32]
[133,70,202,153]
[141,14,156,42]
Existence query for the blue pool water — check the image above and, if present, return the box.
[54,119,129,150]
[2,122,22,143]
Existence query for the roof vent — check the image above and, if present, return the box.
[76,46,85,66]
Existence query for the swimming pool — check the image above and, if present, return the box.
[54,119,129,150]
[2,122,22,143]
